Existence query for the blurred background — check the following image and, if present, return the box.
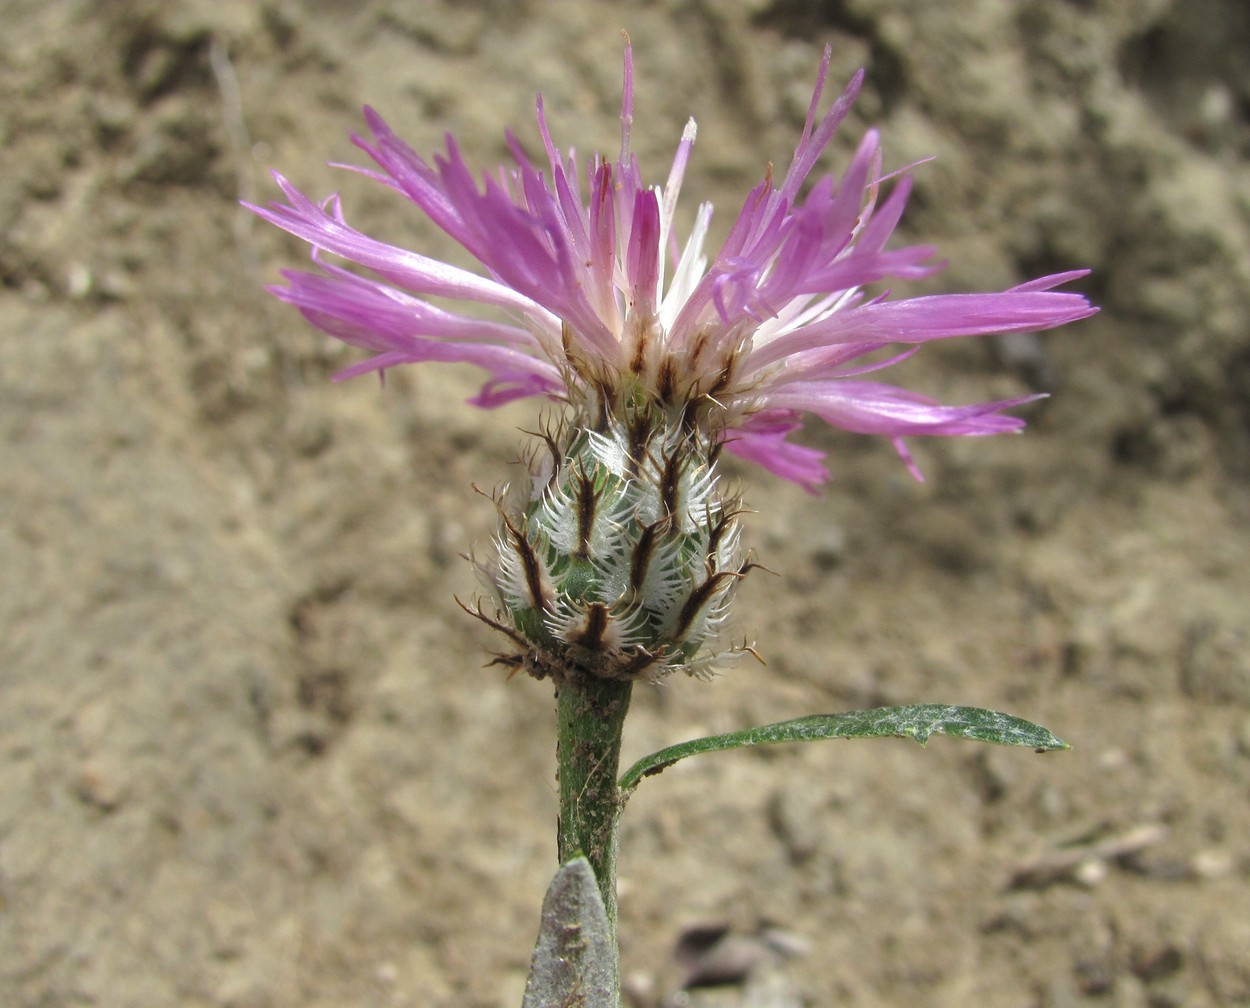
[2,1,1248,1005]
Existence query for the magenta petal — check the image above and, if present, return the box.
[746,288,1097,373]
[245,178,548,320]
[274,269,541,351]
[1008,269,1092,293]
[251,45,1096,490]
[722,412,830,491]
[626,189,661,316]
[767,380,1044,438]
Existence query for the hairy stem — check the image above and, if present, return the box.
[556,673,633,931]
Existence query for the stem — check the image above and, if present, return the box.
[556,673,633,930]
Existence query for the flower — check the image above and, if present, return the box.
[249,45,1097,681]
[248,43,1095,491]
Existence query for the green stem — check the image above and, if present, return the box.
[556,673,633,931]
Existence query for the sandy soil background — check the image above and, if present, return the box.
[3,0,1249,1005]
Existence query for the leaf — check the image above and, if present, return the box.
[619,704,1068,794]
[522,857,617,1008]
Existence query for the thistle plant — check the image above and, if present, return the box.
[250,42,1095,1006]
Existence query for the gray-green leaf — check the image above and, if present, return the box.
[522,857,617,1008]
[619,704,1068,794]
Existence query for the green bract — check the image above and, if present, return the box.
[486,412,749,682]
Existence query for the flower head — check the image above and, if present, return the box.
[249,44,1094,490]
[250,45,1095,681]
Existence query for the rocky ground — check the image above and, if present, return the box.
[2,1,1249,1005]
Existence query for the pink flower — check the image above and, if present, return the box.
[249,44,1095,490]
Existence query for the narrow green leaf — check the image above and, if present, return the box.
[619,704,1068,794]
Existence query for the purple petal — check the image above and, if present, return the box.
[244,176,550,320]
[722,411,830,491]
[747,288,1097,372]
[766,379,1045,437]
[626,189,661,316]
